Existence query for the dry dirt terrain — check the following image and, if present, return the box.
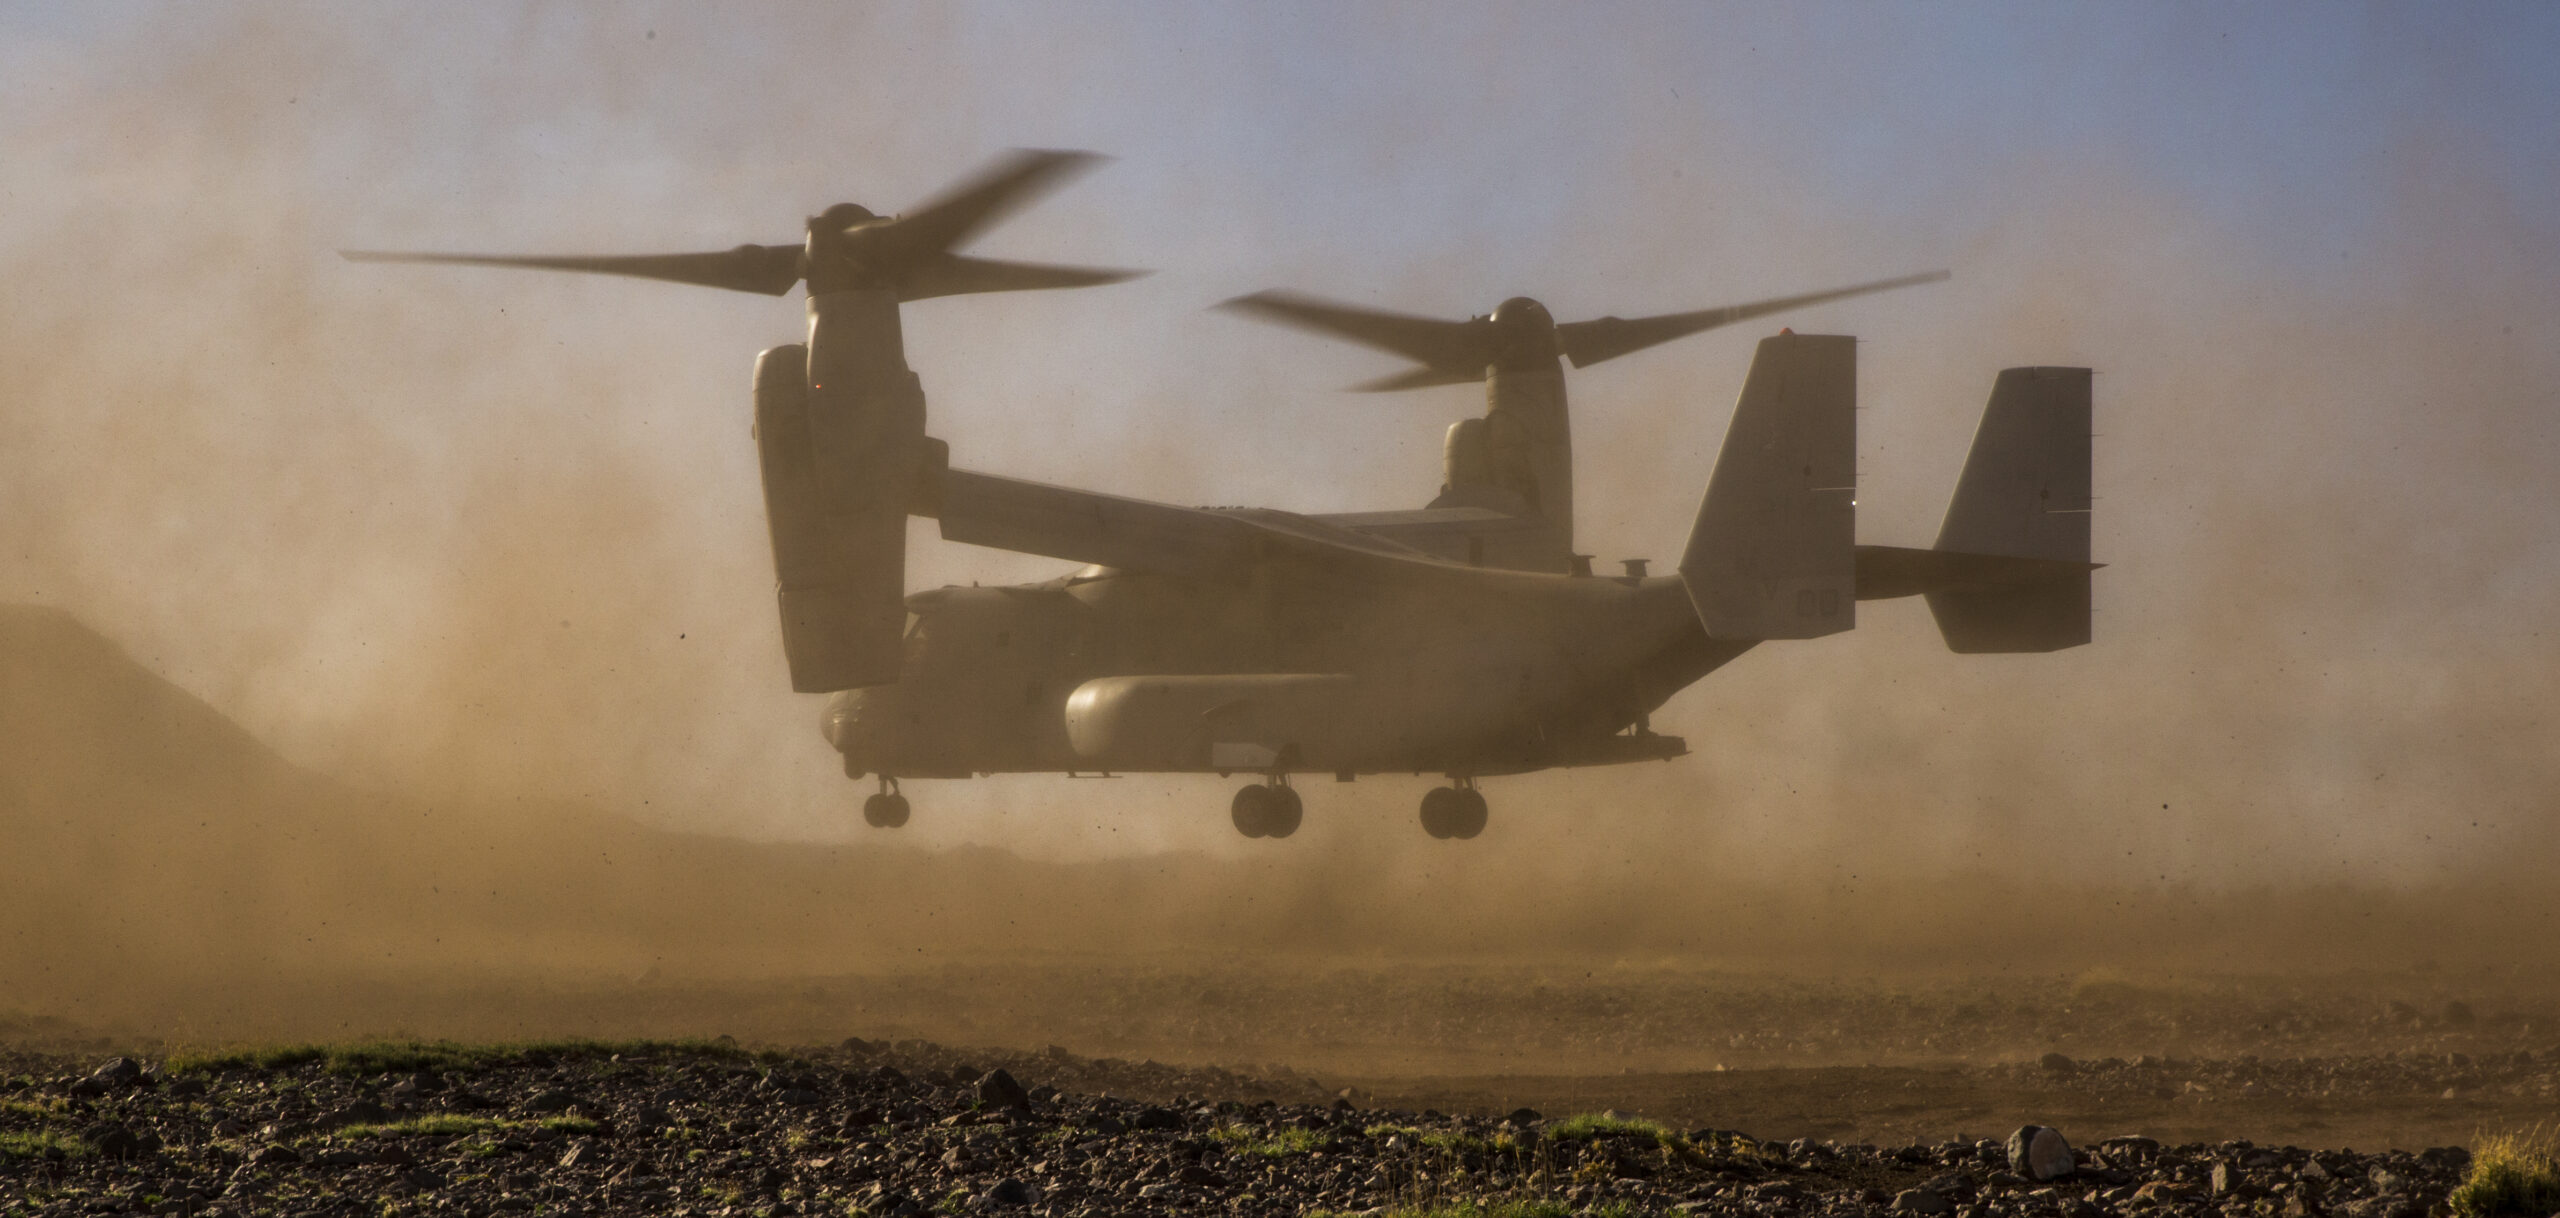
[7,605,2560,1214]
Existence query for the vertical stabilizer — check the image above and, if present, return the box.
[1935,367,2091,562]
[1925,366,2093,652]
[1679,333,1857,640]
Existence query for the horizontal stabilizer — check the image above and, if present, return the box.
[1928,574,2091,653]
[1679,333,1857,640]
[1852,545,2100,600]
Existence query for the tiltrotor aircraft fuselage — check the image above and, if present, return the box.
[350,151,2097,840]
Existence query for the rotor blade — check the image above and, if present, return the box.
[895,254,1146,302]
[1218,290,1492,374]
[1348,366,1482,393]
[339,244,805,296]
[886,149,1107,257]
[1557,270,1949,368]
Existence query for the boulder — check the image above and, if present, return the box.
[981,1177,1035,1207]
[86,1057,144,1089]
[82,1123,141,1160]
[1892,1187,1953,1214]
[2007,1125,2075,1180]
[976,1067,1031,1112]
[328,1099,389,1127]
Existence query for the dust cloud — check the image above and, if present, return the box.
[3,7,2559,1054]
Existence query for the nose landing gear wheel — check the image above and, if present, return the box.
[863,780,910,828]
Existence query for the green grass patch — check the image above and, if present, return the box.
[1544,1112,1705,1166]
[1210,1124,1336,1158]
[336,1115,503,1139]
[166,1037,745,1077]
[2451,1130,2560,1218]
[323,1112,602,1148]
[1543,1113,1676,1144]
[1421,1130,1506,1156]
[1357,1124,1520,1157]
[1,1097,70,1121]
[0,1130,91,1160]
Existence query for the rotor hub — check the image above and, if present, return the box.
[1486,296,1559,368]
[804,204,897,295]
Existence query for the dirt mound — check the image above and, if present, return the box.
[0,604,295,813]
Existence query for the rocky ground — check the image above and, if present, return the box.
[0,1040,2514,1218]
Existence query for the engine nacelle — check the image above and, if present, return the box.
[1063,674,1357,772]
[753,310,937,692]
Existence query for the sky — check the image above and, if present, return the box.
[3,3,2557,885]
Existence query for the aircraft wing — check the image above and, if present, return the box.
[1307,506,1561,571]
[929,468,1479,576]
[1309,506,1535,537]
[932,469,1261,575]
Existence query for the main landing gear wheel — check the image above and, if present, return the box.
[1264,785,1303,838]
[1419,785,1488,840]
[862,779,910,829]
[1230,783,1303,839]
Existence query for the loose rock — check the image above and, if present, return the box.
[2008,1124,2076,1180]
[976,1066,1031,1111]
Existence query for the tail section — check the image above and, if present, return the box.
[1679,333,1857,640]
[1916,366,2094,652]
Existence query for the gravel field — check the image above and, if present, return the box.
[0,1040,2525,1218]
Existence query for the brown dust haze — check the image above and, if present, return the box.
[2,9,2557,1050]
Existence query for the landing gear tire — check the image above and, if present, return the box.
[1264,785,1303,839]
[1419,786,1463,839]
[1420,785,1487,839]
[1232,783,1303,839]
[1231,784,1277,838]
[863,785,910,829]
[1450,787,1487,839]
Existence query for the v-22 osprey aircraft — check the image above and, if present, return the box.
[348,151,2098,841]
